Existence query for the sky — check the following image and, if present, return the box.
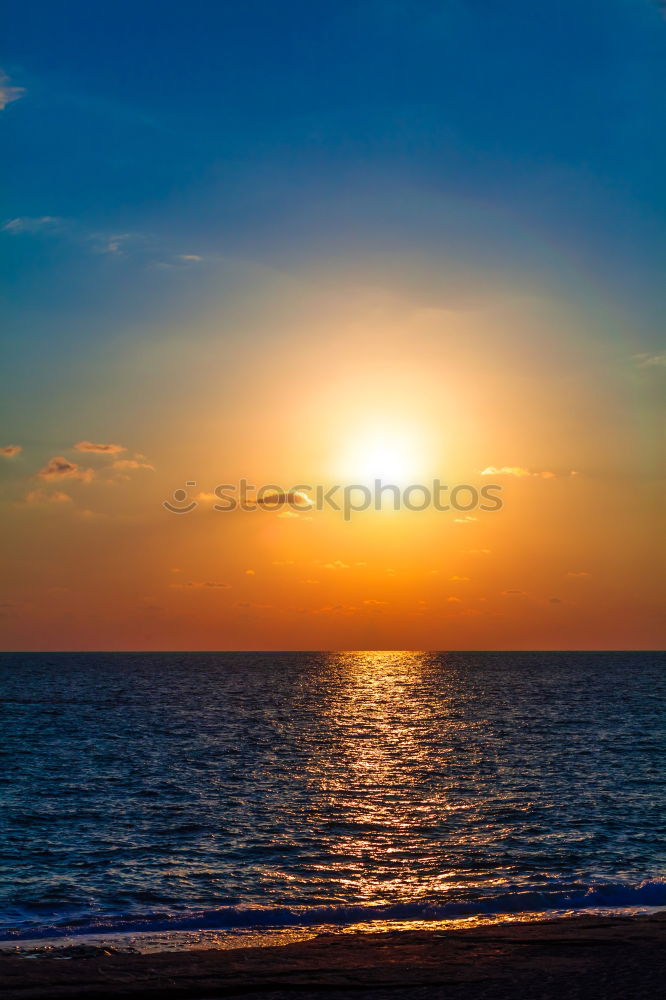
[1,0,665,650]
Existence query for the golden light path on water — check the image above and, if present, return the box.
[303,651,479,904]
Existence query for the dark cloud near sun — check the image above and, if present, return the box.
[256,490,313,507]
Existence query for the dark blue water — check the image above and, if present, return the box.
[1,651,664,941]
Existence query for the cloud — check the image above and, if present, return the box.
[74,440,126,454]
[0,71,25,110]
[256,490,313,507]
[111,458,155,472]
[272,560,295,566]
[171,580,231,589]
[481,466,576,479]
[465,548,492,554]
[632,352,666,369]
[1,212,207,271]
[25,489,72,505]
[323,560,350,569]
[567,571,590,578]
[236,601,272,609]
[90,232,134,255]
[37,456,94,482]
[0,444,21,458]
[277,510,300,519]
[1,214,147,257]
[2,216,62,234]
[549,597,562,604]
[446,596,462,602]
[450,575,470,581]
[1,216,141,259]
[245,569,255,575]
[310,604,356,616]
[454,515,477,524]
[501,589,527,596]
[362,599,387,606]
[481,465,531,477]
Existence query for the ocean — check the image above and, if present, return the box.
[1,651,664,947]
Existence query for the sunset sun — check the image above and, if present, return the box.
[339,425,429,485]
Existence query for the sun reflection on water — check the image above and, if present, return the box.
[301,650,471,906]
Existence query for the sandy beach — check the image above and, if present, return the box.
[1,913,664,1000]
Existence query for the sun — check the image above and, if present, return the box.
[342,426,425,485]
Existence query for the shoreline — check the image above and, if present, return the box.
[2,904,665,956]
[1,912,665,999]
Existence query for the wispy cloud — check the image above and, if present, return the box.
[111,458,155,472]
[632,352,666,369]
[171,580,231,589]
[91,233,134,255]
[25,489,72,505]
[74,440,125,454]
[1,216,145,254]
[567,571,590,578]
[1,213,204,268]
[2,216,62,234]
[0,445,22,458]
[0,70,25,111]
[481,466,577,479]
[481,465,531,478]
[310,604,356,616]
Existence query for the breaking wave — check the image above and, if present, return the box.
[2,879,665,941]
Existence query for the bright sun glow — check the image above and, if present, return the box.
[342,426,426,484]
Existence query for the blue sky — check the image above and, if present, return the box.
[2,0,665,431]
[3,2,665,277]
[1,0,664,448]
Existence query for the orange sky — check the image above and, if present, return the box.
[1,272,664,650]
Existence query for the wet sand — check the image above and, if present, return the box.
[1,912,664,999]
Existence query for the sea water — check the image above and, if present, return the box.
[1,651,664,945]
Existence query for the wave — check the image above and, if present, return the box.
[2,879,665,942]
